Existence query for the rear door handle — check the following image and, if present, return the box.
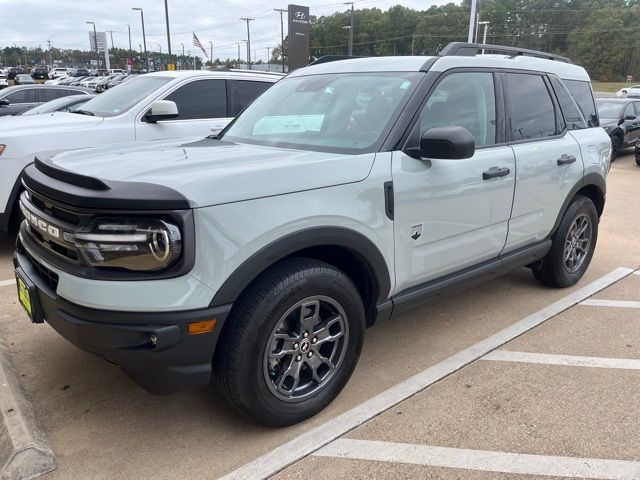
[482,166,510,180]
[557,154,577,166]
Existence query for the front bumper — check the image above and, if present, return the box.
[13,245,232,395]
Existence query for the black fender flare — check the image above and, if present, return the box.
[548,172,606,238]
[210,226,392,307]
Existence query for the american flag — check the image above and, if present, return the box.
[193,32,208,58]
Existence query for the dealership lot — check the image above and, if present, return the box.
[0,152,638,479]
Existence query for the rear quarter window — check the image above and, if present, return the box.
[549,77,587,130]
[564,79,598,127]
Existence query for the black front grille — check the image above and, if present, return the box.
[24,248,59,291]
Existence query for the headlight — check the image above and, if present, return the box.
[64,218,182,272]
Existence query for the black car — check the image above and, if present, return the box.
[0,85,93,116]
[30,67,49,80]
[73,68,90,77]
[596,98,640,160]
[7,67,24,80]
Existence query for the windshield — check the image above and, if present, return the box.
[596,101,624,119]
[222,72,421,154]
[78,76,172,117]
[23,96,87,115]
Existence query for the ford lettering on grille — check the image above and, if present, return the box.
[20,201,61,240]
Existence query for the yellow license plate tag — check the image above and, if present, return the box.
[16,276,32,317]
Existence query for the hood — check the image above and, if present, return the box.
[0,111,103,135]
[50,138,376,208]
[599,117,619,129]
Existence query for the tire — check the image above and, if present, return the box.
[214,257,365,426]
[533,195,598,288]
[635,155,640,167]
[610,135,621,162]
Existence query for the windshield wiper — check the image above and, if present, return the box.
[72,109,94,116]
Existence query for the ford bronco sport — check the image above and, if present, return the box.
[13,43,610,426]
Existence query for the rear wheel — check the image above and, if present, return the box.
[533,195,598,288]
[214,258,365,426]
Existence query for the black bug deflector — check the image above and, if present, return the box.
[22,157,191,210]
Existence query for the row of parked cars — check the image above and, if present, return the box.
[1,44,619,427]
[45,72,132,92]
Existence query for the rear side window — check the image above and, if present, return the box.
[506,73,556,140]
[164,79,227,120]
[564,80,598,127]
[40,89,70,102]
[634,103,640,116]
[5,89,38,103]
[549,77,586,130]
[235,81,273,113]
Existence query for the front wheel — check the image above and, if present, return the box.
[533,195,598,288]
[610,135,621,162]
[214,258,365,426]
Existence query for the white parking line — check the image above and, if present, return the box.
[313,439,640,480]
[633,271,640,276]
[219,267,634,480]
[483,350,640,370]
[580,299,640,309]
[0,279,15,288]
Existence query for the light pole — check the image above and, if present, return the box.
[86,21,99,69]
[478,21,490,44]
[163,0,172,67]
[240,18,254,70]
[478,21,490,53]
[209,41,213,69]
[344,2,354,56]
[237,43,241,68]
[266,47,270,65]
[467,0,478,43]
[127,25,132,52]
[342,26,351,55]
[274,8,286,73]
[180,43,184,69]
[132,8,148,72]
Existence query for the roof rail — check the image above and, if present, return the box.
[439,42,572,64]
[308,55,367,66]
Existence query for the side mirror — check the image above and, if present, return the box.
[144,100,179,123]
[0,99,9,106]
[624,114,636,121]
[406,126,475,160]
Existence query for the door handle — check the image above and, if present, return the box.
[482,166,510,180]
[557,154,577,166]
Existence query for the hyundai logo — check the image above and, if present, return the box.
[294,11,307,20]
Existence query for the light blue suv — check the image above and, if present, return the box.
[14,43,610,426]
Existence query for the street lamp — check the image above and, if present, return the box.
[478,21,490,54]
[86,21,99,69]
[132,8,148,72]
[478,21,490,45]
[180,43,184,70]
[342,26,352,56]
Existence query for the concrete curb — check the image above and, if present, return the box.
[0,339,55,480]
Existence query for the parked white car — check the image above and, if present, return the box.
[49,68,68,79]
[616,85,640,97]
[0,70,281,232]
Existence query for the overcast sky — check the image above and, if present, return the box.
[0,0,453,62]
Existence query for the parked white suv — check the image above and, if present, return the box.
[0,70,281,232]
[13,43,610,426]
